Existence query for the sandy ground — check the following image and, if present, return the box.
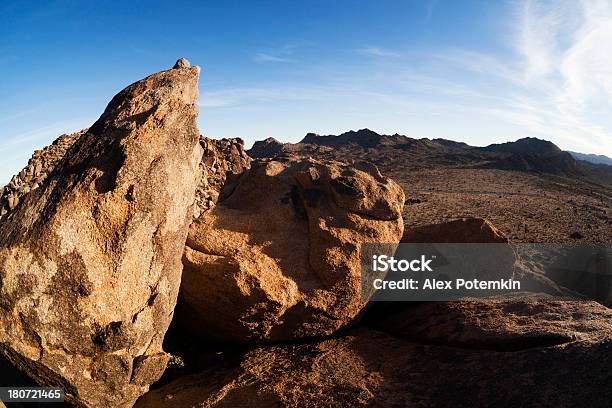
[386,168,611,243]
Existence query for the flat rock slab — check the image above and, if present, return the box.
[136,321,612,408]
[0,62,202,407]
[368,293,612,350]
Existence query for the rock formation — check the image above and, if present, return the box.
[398,218,516,292]
[0,130,85,219]
[193,137,251,217]
[401,217,509,243]
[173,58,191,69]
[247,137,286,159]
[0,61,202,407]
[136,294,612,407]
[368,293,611,350]
[1,62,609,408]
[179,157,405,343]
[1,134,250,223]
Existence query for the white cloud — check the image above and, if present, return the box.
[252,43,308,64]
[509,0,612,154]
[425,0,612,155]
[557,4,612,115]
[517,0,560,79]
[0,122,80,153]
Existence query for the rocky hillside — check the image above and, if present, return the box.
[478,137,582,176]
[250,129,611,183]
[482,137,562,155]
[249,129,612,243]
[0,130,85,219]
[1,63,611,408]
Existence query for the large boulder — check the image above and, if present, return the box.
[402,217,508,243]
[136,297,612,407]
[179,157,405,343]
[0,61,202,407]
[401,218,586,298]
[393,218,517,300]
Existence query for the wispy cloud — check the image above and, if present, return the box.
[253,53,296,64]
[426,49,523,85]
[200,86,323,108]
[0,122,79,152]
[424,0,438,23]
[0,108,38,124]
[253,42,308,64]
[506,0,612,153]
[206,1,611,156]
[356,46,401,58]
[410,0,612,154]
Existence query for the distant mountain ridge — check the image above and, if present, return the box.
[482,137,562,155]
[249,129,611,186]
[478,137,579,175]
[300,129,407,148]
[568,151,612,166]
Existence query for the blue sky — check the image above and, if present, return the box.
[1,0,611,184]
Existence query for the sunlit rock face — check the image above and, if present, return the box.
[0,61,202,408]
[179,157,405,344]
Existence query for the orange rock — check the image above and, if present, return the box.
[402,217,508,243]
[0,60,202,408]
[137,296,612,408]
[179,157,405,343]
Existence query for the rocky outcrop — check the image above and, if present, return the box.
[0,61,202,407]
[247,137,335,161]
[479,137,580,175]
[1,134,250,222]
[194,137,251,217]
[136,296,612,407]
[482,137,563,155]
[0,130,85,219]
[173,58,191,69]
[300,128,391,148]
[368,293,611,350]
[247,137,286,159]
[396,218,517,297]
[402,217,509,243]
[178,157,405,343]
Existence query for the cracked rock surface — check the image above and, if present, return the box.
[0,62,202,407]
[179,157,405,343]
[193,137,251,217]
